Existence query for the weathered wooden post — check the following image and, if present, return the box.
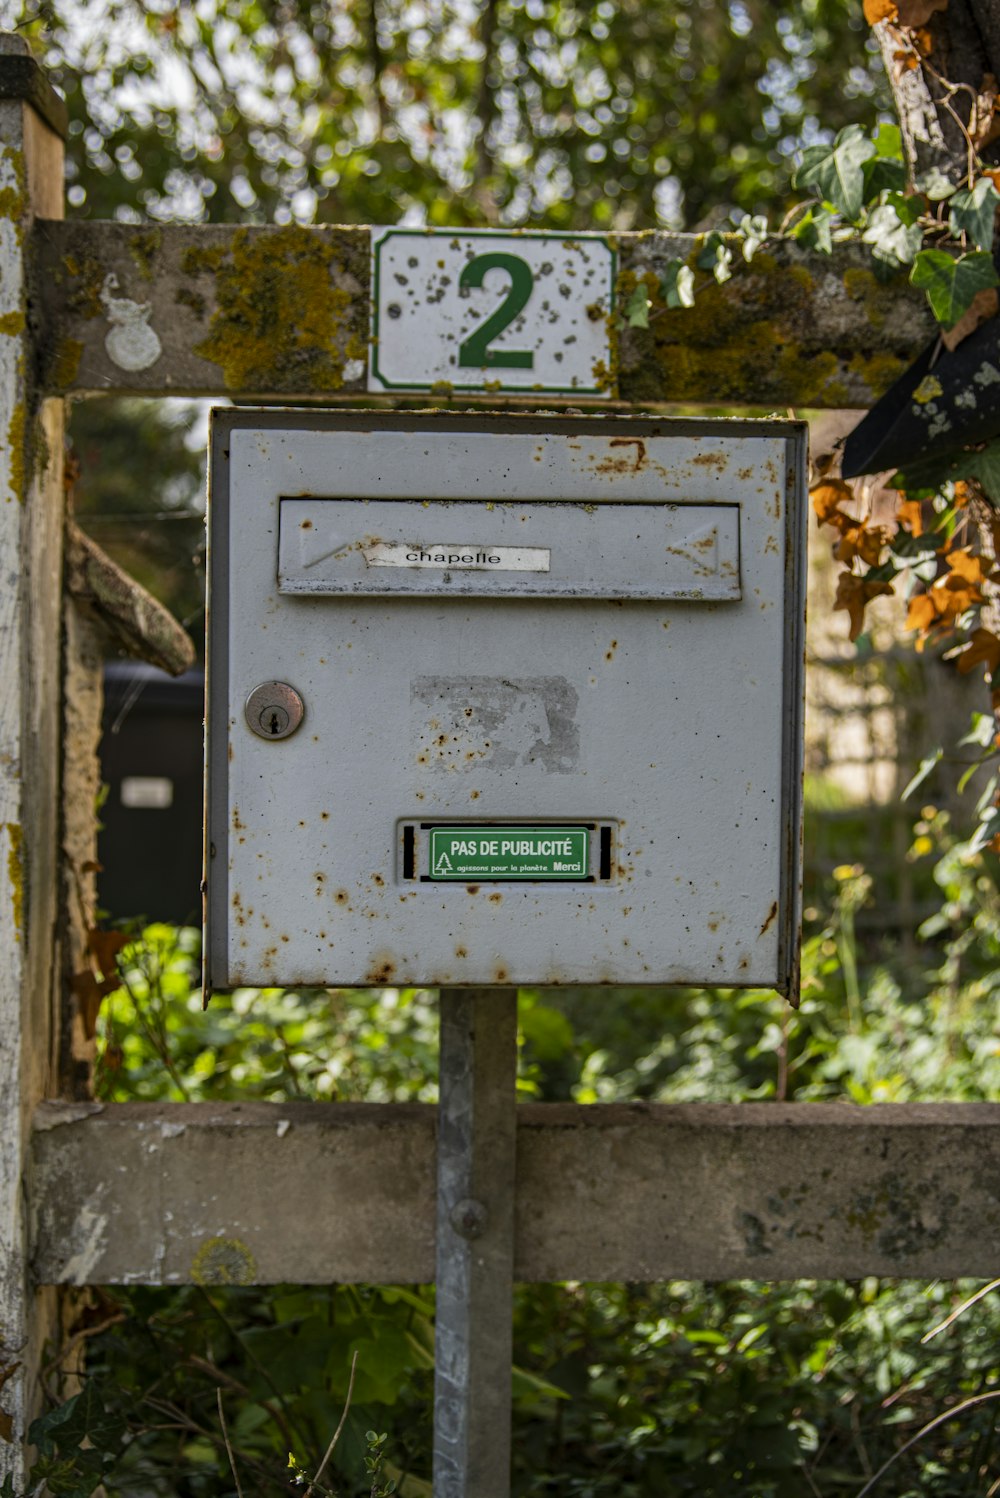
[0,33,67,1481]
[11,37,1000,1498]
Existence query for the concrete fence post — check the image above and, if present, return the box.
[0,32,67,1482]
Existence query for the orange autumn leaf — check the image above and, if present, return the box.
[906,592,940,633]
[864,0,897,20]
[834,571,894,641]
[811,478,854,532]
[952,480,974,508]
[896,497,924,537]
[956,627,1000,676]
[944,547,989,589]
[836,522,888,567]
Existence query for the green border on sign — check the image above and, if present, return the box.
[428,825,590,881]
[369,227,617,397]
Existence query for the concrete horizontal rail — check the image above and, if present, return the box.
[33,221,933,407]
[31,1100,1000,1284]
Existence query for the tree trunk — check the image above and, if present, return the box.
[876,0,1000,687]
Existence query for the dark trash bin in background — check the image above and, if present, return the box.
[100,662,204,926]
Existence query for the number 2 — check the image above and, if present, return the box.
[458,253,534,369]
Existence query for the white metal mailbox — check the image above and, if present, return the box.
[206,412,806,995]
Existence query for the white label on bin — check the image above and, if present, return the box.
[121,776,174,810]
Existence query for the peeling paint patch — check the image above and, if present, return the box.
[412,676,579,775]
[60,1197,110,1284]
[100,273,162,371]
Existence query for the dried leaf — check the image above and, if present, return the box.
[811,478,855,530]
[945,547,989,587]
[906,592,940,633]
[972,76,1000,151]
[87,928,126,980]
[71,969,119,1039]
[956,627,1000,676]
[836,521,888,567]
[941,287,999,351]
[953,480,974,508]
[896,497,924,536]
[864,0,898,20]
[834,571,894,640]
[896,0,947,25]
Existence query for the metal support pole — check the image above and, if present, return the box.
[433,988,518,1498]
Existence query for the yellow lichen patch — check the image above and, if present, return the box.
[51,338,84,390]
[0,311,25,337]
[617,250,873,406]
[7,385,25,504]
[842,265,888,331]
[6,823,23,941]
[63,255,110,322]
[128,229,162,282]
[847,349,907,401]
[913,374,943,404]
[189,226,367,392]
[190,1235,257,1285]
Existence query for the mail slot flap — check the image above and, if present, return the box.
[278,499,741,600]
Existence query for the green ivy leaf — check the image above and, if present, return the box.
[957,441,1000,504]
[790,205,834,254]
[949,178,1000,252]
[29,1381,126,1467]
[793,124,875,221]
[658,260,695,308]
[895,440,1000,505]
[696,231,733,283]
[914,165,956,202]
[733,212,768,261]
[862,204,923,270]
[910,249,1000,328]
[884,190,924,226]
[624,283,650,328]
[873,122,904,160]
[862,154,906,201]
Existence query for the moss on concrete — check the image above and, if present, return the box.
[50,338,84,390]
[186,226,368,392]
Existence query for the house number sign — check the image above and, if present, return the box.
[368,227,616,397]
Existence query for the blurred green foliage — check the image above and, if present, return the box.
[16,811,990,1495]
[17,0,887,231]
[70,398,206,647]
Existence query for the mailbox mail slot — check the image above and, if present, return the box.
[278,499,741,601]
[206,411,806,994]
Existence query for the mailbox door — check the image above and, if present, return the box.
[207,412,805,993]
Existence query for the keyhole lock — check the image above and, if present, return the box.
[244,681,304,741]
